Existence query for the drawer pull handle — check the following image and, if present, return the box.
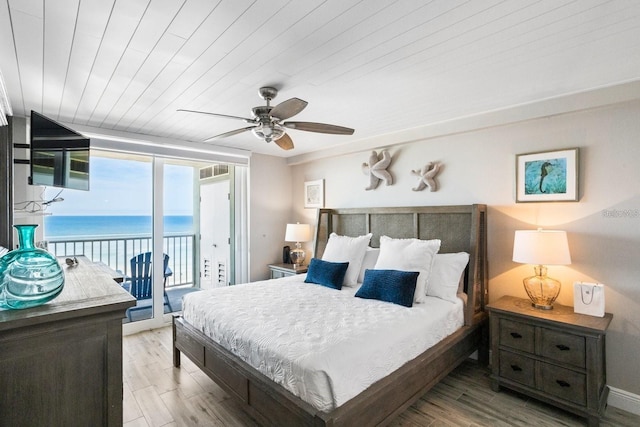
[510,364,523,372]
[556,344,570,351]
[510,332,523,339]
[556,380,571,388]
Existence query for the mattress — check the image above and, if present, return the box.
[181,275,464,412]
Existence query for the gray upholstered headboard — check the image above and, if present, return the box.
[313,205,488,325]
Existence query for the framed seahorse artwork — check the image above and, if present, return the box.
[516,148,579,202]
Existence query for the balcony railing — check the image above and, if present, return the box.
[47,233,196,288]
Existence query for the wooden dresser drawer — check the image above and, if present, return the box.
[540,328,585,368]
[499,318,535,353]
[540,363,586,406]
[499,350,535,388]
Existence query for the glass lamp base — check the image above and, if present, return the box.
[523,265,560,310]
[531,301,554,310]
[290,247,306,267]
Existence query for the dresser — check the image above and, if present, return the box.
[488,296,612,427]
[0,256,136,426]
[268,263,308,279]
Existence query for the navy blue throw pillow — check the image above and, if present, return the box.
[304,258,349,290]
[355,269,419,307]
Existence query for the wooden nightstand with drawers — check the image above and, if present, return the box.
[487,295,612,427]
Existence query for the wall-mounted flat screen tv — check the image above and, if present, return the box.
[30,111,90,191]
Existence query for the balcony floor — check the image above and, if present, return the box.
[124,286,201,323]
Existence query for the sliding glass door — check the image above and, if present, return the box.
[42,150,205,331]
[161,160,199,321]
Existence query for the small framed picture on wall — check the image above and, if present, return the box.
[304,179,324,208]
[516,148,579,202]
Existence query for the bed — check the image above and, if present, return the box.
[173,204,488,426]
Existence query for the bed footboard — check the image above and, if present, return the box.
[173,313,488,427]
[173,315,325,426]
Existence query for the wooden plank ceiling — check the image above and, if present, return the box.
[1,0,639,157]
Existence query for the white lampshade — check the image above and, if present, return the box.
[513,228,571,310]
[285,223,312,243]
[513,229,571,266]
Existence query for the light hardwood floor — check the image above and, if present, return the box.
[123,326,639,426]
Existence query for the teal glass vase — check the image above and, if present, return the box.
[0,224,65,310]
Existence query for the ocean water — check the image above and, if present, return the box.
[44,215,193,239]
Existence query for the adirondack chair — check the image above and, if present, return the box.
[123,252,173,321]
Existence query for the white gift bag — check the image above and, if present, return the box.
[573,282,605,317]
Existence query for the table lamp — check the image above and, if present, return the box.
[512,228,571,310]
[285,223,312,267]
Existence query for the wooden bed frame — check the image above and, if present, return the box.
[173,204,488,426]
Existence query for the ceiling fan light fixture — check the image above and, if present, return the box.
[252,122,285,143]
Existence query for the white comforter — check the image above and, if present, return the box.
[182,275,464,412]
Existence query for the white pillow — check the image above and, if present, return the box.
[357,247,380,284]
[322,233,372,286]
[428,252,469,303]
[374,236,441,303]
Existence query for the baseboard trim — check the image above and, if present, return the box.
[608,387,640,415]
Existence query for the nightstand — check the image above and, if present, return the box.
[488,295,612,427]
[268,263,308,279]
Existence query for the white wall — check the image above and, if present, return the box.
[290,100,640,402]
[248,153,292,281]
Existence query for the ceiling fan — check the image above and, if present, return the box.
[178,87,354,151]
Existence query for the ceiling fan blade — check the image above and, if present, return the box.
[178,109,253,123]
[275,133,294,150]
[269,98,308,120]
[283,121,354,135]
[203,126,255,142]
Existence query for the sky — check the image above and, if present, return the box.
[43,156,194,216]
